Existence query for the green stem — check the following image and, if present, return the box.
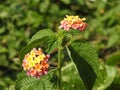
[58,47,62,90]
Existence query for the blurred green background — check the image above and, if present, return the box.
[0,0,120,90]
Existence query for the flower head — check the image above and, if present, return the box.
[22,48,50,78]
[59,15,87,31]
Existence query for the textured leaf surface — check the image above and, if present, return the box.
[40,33,59,54]
[15,71,54,90]
[29,29,55,44]
[68,40,100,90]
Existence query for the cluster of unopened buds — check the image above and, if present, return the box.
[59,15,87,31]
[22,48,50,78]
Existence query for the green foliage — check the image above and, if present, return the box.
[105,51,120,66]
[18,28,101,90]
[28,29,55,44]
[0,0,120,90]
[61,62,86,90]
[93,64,117,90]
[19,29,55,62]
[67,40,99,90]
[15,71,54,90]
[62,62,117,90]
[61,0,71,4]
[107,34,119,48]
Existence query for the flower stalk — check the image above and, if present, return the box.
[58,46,62,90]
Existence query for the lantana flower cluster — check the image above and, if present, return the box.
[59,15,87,31]
[22,48,50,78]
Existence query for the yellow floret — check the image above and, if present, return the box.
[34,57,41,64]
[29,61,36,68]
[38,54,45,60]
[81,18,86,21]
[30,50,35,57]
[27,55,33,62]
[33,54,45,64]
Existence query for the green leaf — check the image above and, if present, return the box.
[93,64,117,90]
[61,0,71,4]
[107,34,119,48]
[29,29,55,44]
[103,65,116,88]
[49,4,59,14]
[8,85,15,90]
[45,30,67,53]
[62,62,86,90]
[105,51,120,66]
[15,71,54,90]
[0,45,8,53]
[26,11,43,27]
[45,36,58,54]
[0,27,5,34]
[39,0,50,13]
[19,29,56,63]
[67,40,100,90]
[77,0,84,5]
